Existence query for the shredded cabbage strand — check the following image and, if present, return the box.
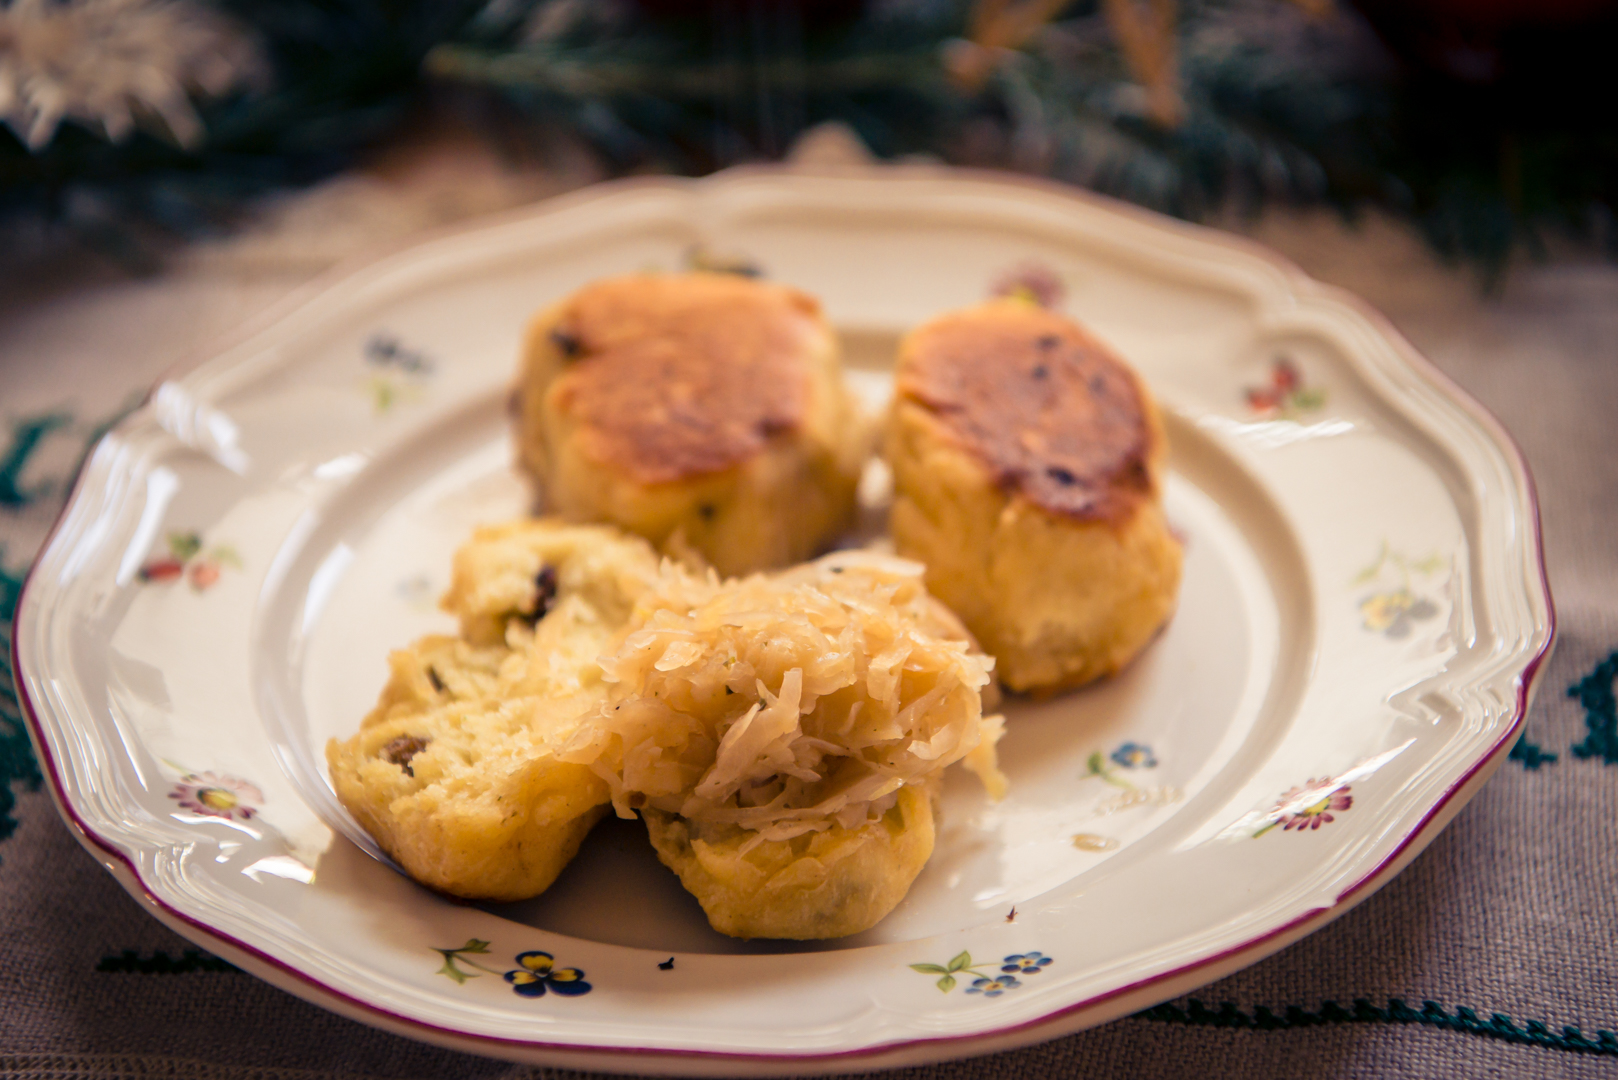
[558,551,1001,842]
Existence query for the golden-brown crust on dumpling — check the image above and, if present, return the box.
[544,273,826,484]
[895,299,1159,524]
[515,273,868,576]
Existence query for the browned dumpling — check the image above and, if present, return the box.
[887,299,1182,694]
[514,273,868,576]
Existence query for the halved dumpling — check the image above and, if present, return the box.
[326,519,662,901]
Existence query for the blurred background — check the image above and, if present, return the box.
[0,10,1615,1078]
[1,0,1615,288]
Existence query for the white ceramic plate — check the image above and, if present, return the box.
[17,168,1553,1075]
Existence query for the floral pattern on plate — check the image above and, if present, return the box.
[434,939,592,998]
[911,950,1053,996]
[989,260,1064,308]
[1081,743,1183,820]
[1082,742,1157,788]
[168,771,262,821]
[1245,356,1325,419]
[363,333,435,414]
[1254,776,1354,837]
[138,531,240,592]
[505,951,592,998]
[1353,543,1447,638]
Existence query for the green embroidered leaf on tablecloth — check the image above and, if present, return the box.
[1569,652,1618,765]
[0,408,100,856]
[0,414,70,509]
[1509,733,1558,769]
[1136,997,1618,1055]
[0,547,41,850]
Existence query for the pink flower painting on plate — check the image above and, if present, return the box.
[169,772,262,821]
[1254,777,1353,836]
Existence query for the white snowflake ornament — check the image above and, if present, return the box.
[0,0,261,152]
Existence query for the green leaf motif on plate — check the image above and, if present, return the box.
[434,938,495,985]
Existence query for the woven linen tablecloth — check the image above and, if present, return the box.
[1,163,1614,1079]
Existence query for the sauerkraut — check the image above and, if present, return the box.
[330,515,1006,931]
[561,550,1004,849]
